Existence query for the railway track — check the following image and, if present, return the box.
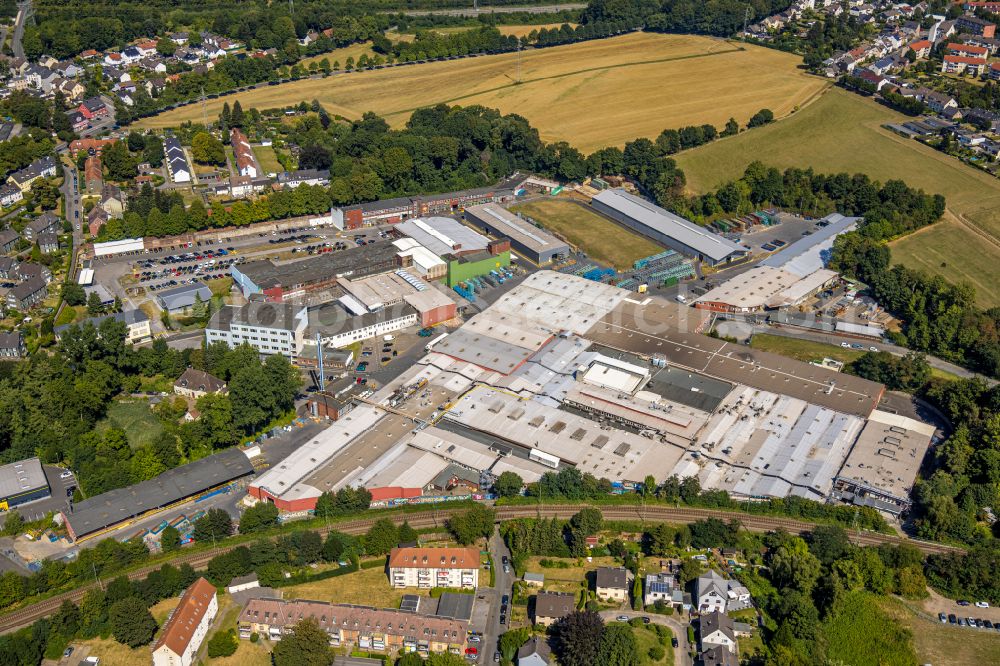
[0,504,962,635]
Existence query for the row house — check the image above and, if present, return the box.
[7,276,48,310]
[69,137,117,158]
[0,184,23,209]
[947,42,989,58]
[909,38,932,58]
[0,229,18,254]
[956,15,996,38]
[231,128,259,178]
[238,598,468,655]
[8,156,57,193]
[960,34,1000,54]
[23,212,61,242]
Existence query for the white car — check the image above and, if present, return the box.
[616,615,630,622]
[60,470,73,479]
[840,342,850,348]
[869,346,878,352]
[976,601,990,608]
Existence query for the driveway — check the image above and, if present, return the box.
[597,609,693,666]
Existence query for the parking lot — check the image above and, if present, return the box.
[739,213,828,252]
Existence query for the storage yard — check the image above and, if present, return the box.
[135,33,828,152]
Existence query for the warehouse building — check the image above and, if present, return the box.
[62,448,255,541]
[231,241,404,301]
[391,238,447,280]
[157,282,212,314]
[0,457,50,510]
[591,189,748,266]
[463,204,569,265]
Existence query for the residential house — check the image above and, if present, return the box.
[22,212,60,242]
[54,60,83,78]
[88,206,109,237]
[696,571,730,614]
[387,547,479,589]
[960,34,1000,54]
[151,577,218,666]
[56,78,85,101]
[699,611,737,652]
[920,88,958,113]
[0,257,18,279]
[170,32,190,45]
[16,262,52,284]
[84,156,103,195]
[517,637,551,666]
[947,42,990,58]
[67,110,89,132]
[7,277,48,310]
[701,644,739,666]
[533,591,575,627]
[942,54,987,76]
[956,15,996,38]
[644,573,677,606]
[0,229,18,253]
[231,128,258,178]
[990,61,1000,80]
[964,107,1000,130]
[69,138,117,158]
[273,169,329,188]
[173,368,227,399]
[0,331,26,358]
[8,156,58,192]
[78,97,109,121]
[595,566,630,603]
[36,232,58,254]
[0,184,23,209]
[237,598,468,654]
[164,136,191,183]
[100,184,126,217]
[55,309,152,344]
[727,583,752,612]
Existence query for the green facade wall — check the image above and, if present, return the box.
[447,251,511,287]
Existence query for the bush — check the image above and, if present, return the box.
[649,645,666,660]
[539,558,571,568]
[250,632,259,643]
[207,629,238,658]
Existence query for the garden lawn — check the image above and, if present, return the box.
[253,145,283,175]
[820,591,917,666]
[97,399,164,449]
[278,563,411,609]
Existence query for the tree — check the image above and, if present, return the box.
[239,502,279,534]
[62,282,86,306]
[771,537,822,595]
[722,117,739,137]
[156,37,176,57]
[108,597,158,647]
[86,290,103,315]
[747,108,774,128]
[447,505,495,545]
[498,627,530,662]
[206,629,238,657]
[191,132,226,165]
[493,471,523,497]
[2,510,23,535]
[272,617,334,666]
[364,518,399,556]
[807,525,851,566]
[597,622,640,666]
[554,611,604,666]
[193,508,232,544]
[160,525,181,552]
[397,520,418,544]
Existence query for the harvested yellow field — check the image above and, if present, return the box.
[300,42,376,68]
[136,33,828,152]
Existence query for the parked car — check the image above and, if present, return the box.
[976,601,990,608]
[616,615,630,622]
[948,614,957,624]
[939,612,948,623]
[958,600,972,606]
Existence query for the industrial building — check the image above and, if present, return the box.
[591,189,748,266]
[393,216,512,286]
[157,282,212,314]
[241,271,932,516]
[334,183,518,230]
[694,213,858,312]
[230,241,404,301]
[0,457,50,510]
[463,204,569,265]
[205,302,309,358]
[62,448,255,541]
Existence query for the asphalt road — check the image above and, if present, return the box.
[597,609,693,666]
[481,528,515,663]
[395,3,586,16]
[11,1,30,61]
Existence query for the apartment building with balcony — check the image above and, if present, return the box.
[387,547,480,590]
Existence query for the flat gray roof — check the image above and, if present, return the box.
[236,241,399,290]
[584,300,884,418]
[592,189,744,263]
[0,457,47,500]
[465,204,569,256]
[64,448,254,539]
[759,213,860,277]
[157,282,211,311]
[435,592,475,621]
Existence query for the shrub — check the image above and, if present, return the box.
[250,632,259,643]
[207,629,238,658]
[649,645,665,660]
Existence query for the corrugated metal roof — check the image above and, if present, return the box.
[592,189,745,262]
[759,213,860,277]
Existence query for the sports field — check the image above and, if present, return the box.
[510,197,662,268]
[136,33,827,152]
[675,87,1000,308]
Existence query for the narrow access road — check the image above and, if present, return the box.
[598,609,693,666]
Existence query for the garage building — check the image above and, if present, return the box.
[0,457,50,510]
[591,189,748,266]
[463,204,569,265]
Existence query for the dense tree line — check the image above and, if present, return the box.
[581,0,794,37]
